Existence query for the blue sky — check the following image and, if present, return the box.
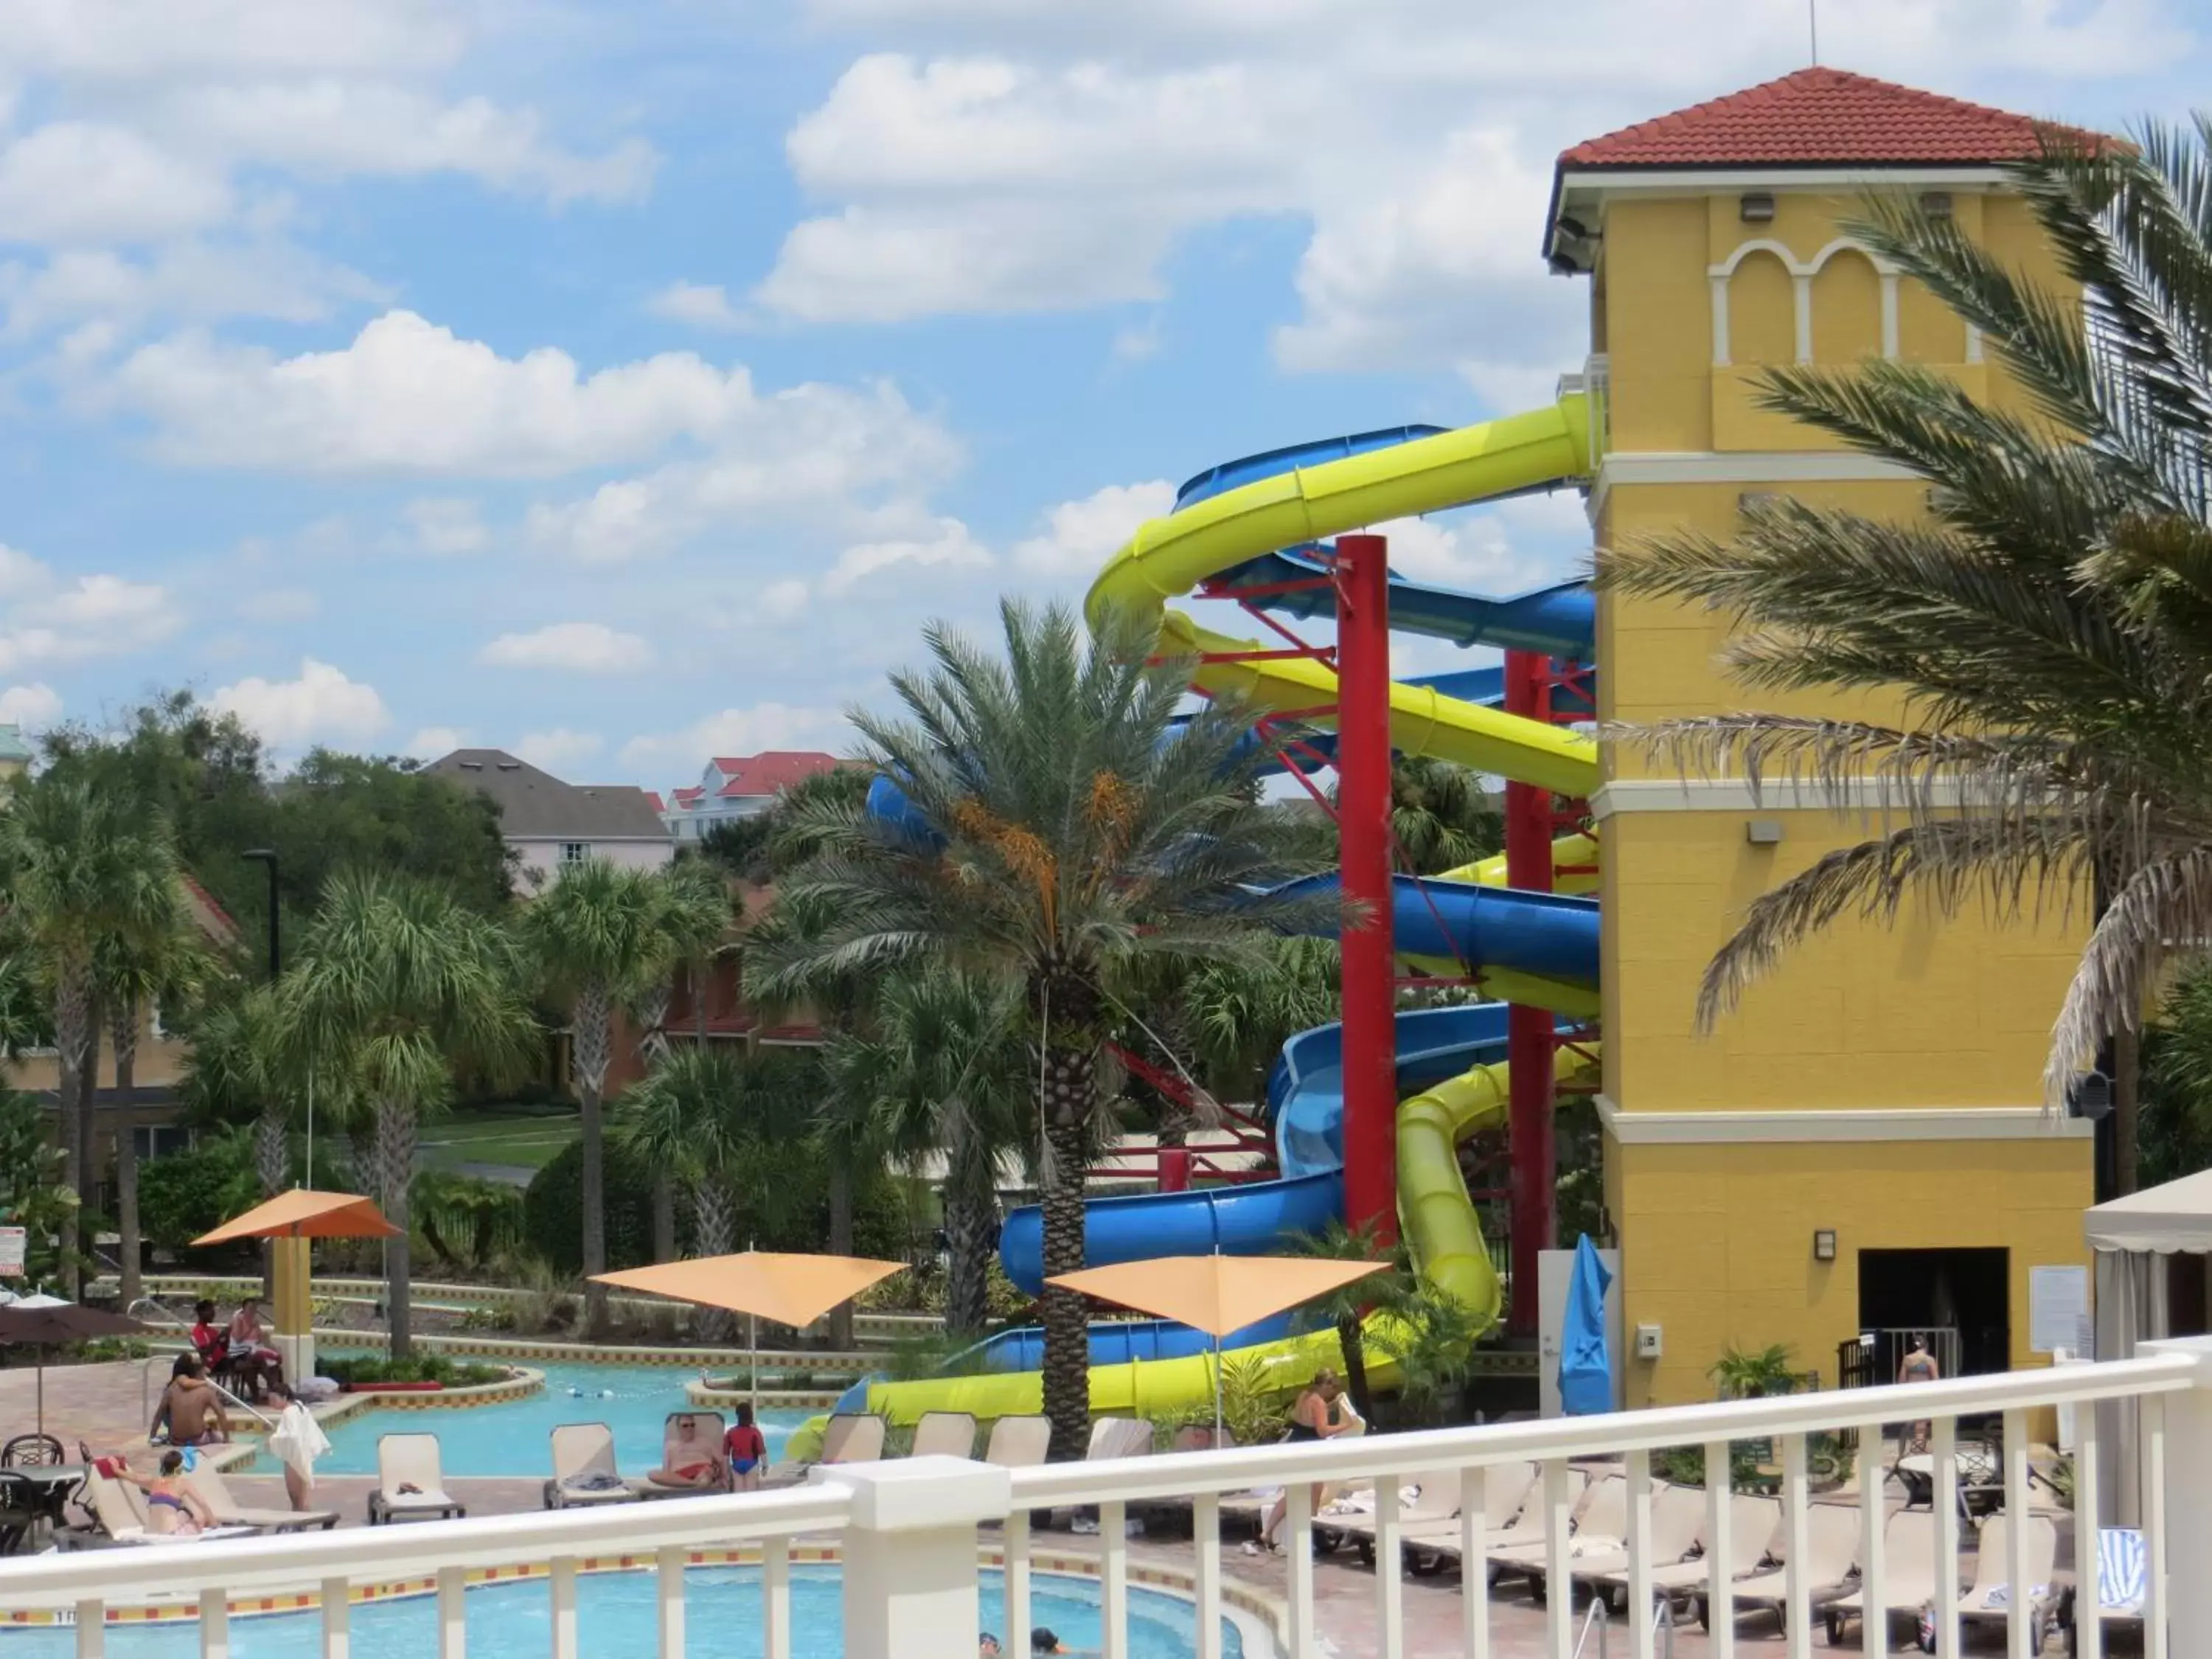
[0,0,2201,792]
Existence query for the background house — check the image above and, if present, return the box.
[660,751,841,841]
[423,748,672,890]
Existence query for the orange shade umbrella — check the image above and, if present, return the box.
[192,1189,401,1245]
[1049,1254,1389,1441]
[594,1252,908,1408]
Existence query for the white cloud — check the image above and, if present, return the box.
[761,579,810,619]
[212,657,388,747]
[403,497,490,555]
[0,684,62,729]
[767,0,2198,373]
[822,518,990,594]
[479,622,653,675]
[1013,479,1173,576]
[620,702,850,773]
[237,586,319,622]
[155,83,656,206]
[0,544,178,674]
[514,728,605,773]
[0,123,233,246]
[407,724,465,758]
[0,241,388,338]
[647,281,745,330]
[0,1,468,82]
[111,312,964,495]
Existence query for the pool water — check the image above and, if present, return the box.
[305,1358,812,1478]
[0,1567,1243,1659]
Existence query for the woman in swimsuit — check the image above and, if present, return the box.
[724,1403,768,1492]
[1248,1370,1349,1555]
[1897,1336,1941,1453]
[117,1451,217,1537]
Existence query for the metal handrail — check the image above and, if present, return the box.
[1572,1596,1607,1659]
[128,1296,277,1430]
[1653,1586,1675,1659]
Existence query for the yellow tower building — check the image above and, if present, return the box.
[1545,69,2097,1404]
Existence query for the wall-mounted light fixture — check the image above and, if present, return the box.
[1746,819,1784,846]
[1813,1228,1837,1262]
[1739,192,1776,223]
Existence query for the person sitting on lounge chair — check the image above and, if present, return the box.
[114,1450,218,1537]
[226,1298,286,1399]
[647,1416,726,1489]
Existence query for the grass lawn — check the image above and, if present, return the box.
[417,1105,580,1174]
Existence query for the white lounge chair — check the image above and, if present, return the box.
[367,1433,466,1525]
[1493,1471,1629,1582]
[1822,1506,1960,1646]
[187,1463,339,1531]
[1955,1511,2059,1652]
[1321,1467,1464,1565]
[1559,1480,1706,1601]
[1703,1498,1860,1633]
[984,1415,1051,1470]
[643,1411,727,1495]
[71,1464,254,1546]
[907,1412,976,1460]
[1596,1492,1779,1605]
[543,1422,644,1509]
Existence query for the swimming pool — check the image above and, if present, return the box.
[0,1566,1245,1659]
[305,1357,812,1478]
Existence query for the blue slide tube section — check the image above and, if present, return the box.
[1209,547,1596,662]
[1259,872,1599,983]
[998,1171,1343,1297]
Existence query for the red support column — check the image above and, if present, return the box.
[1158,1148,1192,1194]
[1335,532,1399,1248]
[1503,648,1557,1333]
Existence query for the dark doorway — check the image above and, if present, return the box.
[1858,1248,2011,1377]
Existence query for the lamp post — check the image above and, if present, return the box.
[240,849,280,980]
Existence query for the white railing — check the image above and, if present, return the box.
[3,1337,2207,1659]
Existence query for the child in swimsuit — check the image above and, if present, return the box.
[724,1404,768,1491]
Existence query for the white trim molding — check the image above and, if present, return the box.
[1589,448,1923,521]
[1591,776,1975,818]
[1596,1094,2093,1144]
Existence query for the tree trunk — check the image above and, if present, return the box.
[77,995,102,1234]
[257,1107,290,1303]
[53,961,91,1298]
[111,997,142,1305]
[692,1178,734,1343]
[1337,1315,1375,1427]
[944,1126,995,1338]
[827,1162,855,1351]
[651,1175,678,1264]
[375,1098,418,1358]
[1038,1044,1098,1463]
[573,982,613,1338]
[2115,1024,2142,1196]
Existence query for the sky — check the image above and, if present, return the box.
[0,0,2202,793]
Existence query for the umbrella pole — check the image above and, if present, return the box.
[1212,1334,1223,1447]
[750,1311,759,1416]
[36,1349,44,1438]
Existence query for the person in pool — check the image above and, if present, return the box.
[646,1414,727,1489]
[979,1636,1001,1658]
[114,1450,218,1537]
[1031,1630,1096,1656]
[723,1402,768,1491]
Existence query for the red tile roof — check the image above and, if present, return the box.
[672,786,705,805]
[645,791,666,813]
[712,751,844,800]
[1558,68,2078,171]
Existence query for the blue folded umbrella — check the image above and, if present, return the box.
[1558,1235,1613,1416]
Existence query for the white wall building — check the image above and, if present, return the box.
[423,748,674,890]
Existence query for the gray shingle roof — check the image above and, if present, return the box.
[422,749,671,841]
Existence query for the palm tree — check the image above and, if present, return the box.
[1385,756,1502,875]
[617,1046,748,1340]
[0,775,179,1293]
[751,600,1329,1458]
[524,858,681,1337]
[93,901,202,1304]
[630,859,737,1260]
[278,870,536,1355]
[1595,122,2212,1175]
[826,967,1030,1337]
[744,887,880,1352]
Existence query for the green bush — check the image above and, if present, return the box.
[321,1353,507,1388]
[139,1130,263,1255]
[521,1138,658,1276]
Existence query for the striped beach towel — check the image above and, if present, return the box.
[2090,1528,2149,1616]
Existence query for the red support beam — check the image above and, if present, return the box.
[1334,533,1399,1248]
[1503,647,1557,1334]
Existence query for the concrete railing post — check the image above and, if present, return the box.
[819,1457,1012,1659]
[2140,1335,2212,1650]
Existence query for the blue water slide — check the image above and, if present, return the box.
[1265,872,1600,984]
[1271,1003,1515,1180]
[1209,548,1596,662]
[998,1171,1342,1297]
